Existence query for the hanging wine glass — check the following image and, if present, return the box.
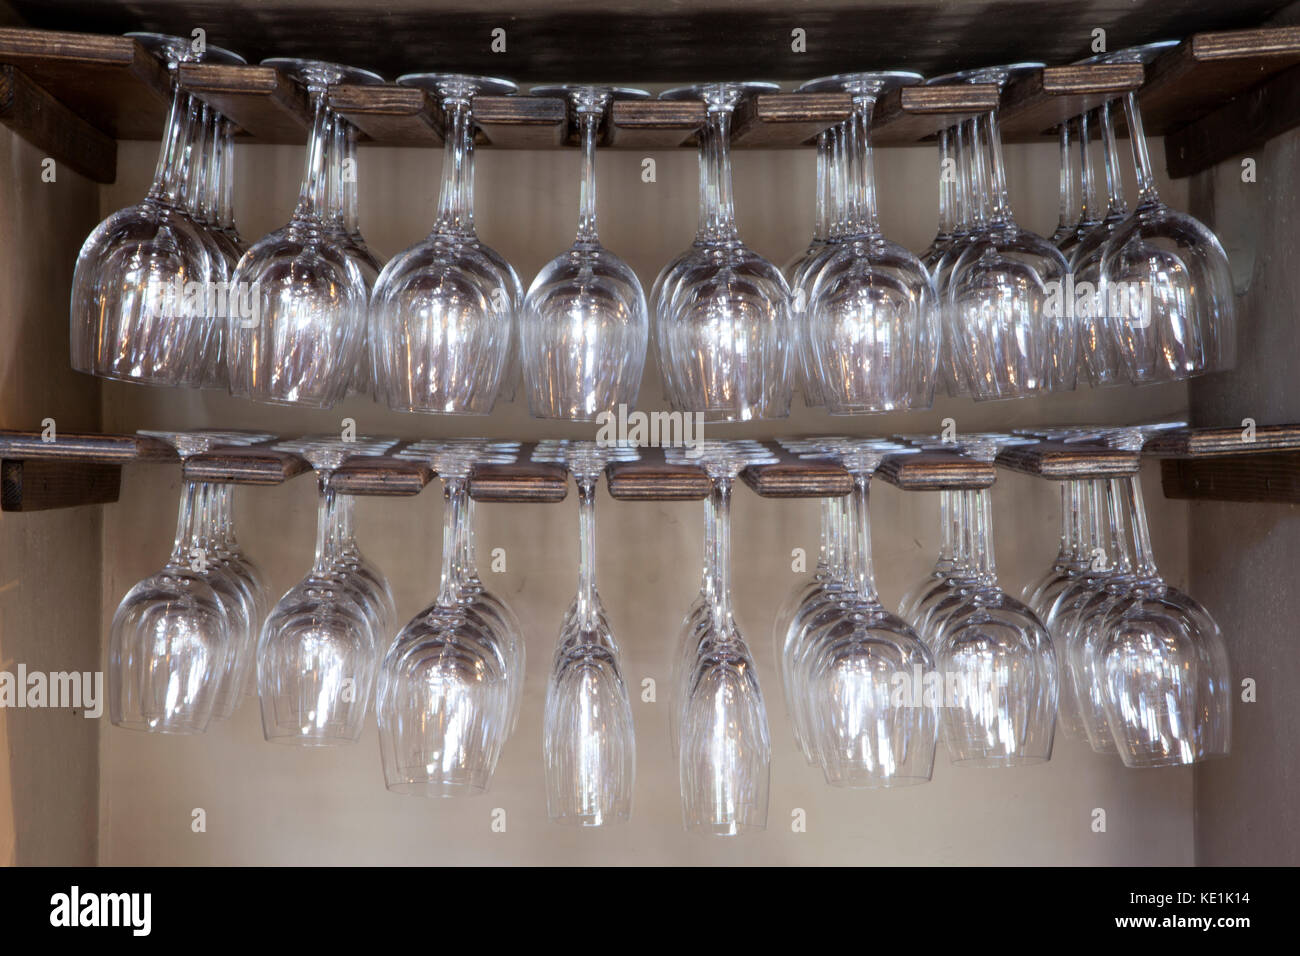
[944,64,1075,399]
[802,72,938,414]
[536,442,637,826]
[678,442,774,834]
[523,86,650,421]
[1096,43,1237,384]
[373,74,522,415]
[227,59,372,408]
[657,82,793,423]
[71,33,239,387]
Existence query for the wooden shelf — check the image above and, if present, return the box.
[469,444,568,502]
[329,84,442,146]
[1143,423,1300,457]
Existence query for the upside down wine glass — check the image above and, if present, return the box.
[802,72,939,414]
[540,443,636,826]
[374,74,522,415]
[523,86,649,421]
[679,444,772,834]
[945,64,1074,399]
[71,34,241,387]
[1097,44,1237,383]
[657,82,793,423]
[228,59,374,407]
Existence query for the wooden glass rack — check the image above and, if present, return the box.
[3,425,1299,512]
[3,24,1300,184]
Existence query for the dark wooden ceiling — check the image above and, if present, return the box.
[6,0,1296,82]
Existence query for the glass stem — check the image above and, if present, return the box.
[1122,90,1160,204]
[1105,478,1134,575]
[814,130,830,240]
[310,472,339,577]
[709,106,737,240]
[972,488,997,584]
[982,108,1013,224]
[849,93,881,237]
[576,476,598,625]
[851,474,879,604]
[1123,474,1161,580]
[575,110,600,244]
[293,89,330,221]
[436,99,473,234]
[710,478,733,627]
[436,478,465,606]
[936,126,954,235]
[1099,99,1130,216]
[147,78,189,205]
[1076,112,1097,223]
[167,480,201,566]
[1056,122,1075,229]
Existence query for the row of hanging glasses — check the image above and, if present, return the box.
[71,37,1237,421]
[108,429,1231,835]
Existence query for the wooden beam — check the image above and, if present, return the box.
[1161,451,1300,503]
[474,95,567,148]
[0,27,170,139]
[1,459,120,511]
[0,65,116,182]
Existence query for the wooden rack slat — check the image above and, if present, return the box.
[1143,423,1300,457]
[873,83,1001,145]
[0,27,169,140]
[607,99,703,149]
[469,444,568,502]
[474,95,567,148]
[999,64,1144,142]
[605,447,711,500]
[1,459,121,512]
[0,65,117,182]
[731,92,852,148]
[179,62,311,143]
[877,450,997,490]
[996,441,1140,479]
[741,445,851,498]
[331,452,433,496]
[1141,26,1300,139]
[0,429,178,463]
[329,84,443,146]
[183,446,311,485]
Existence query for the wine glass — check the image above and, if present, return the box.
[227,59,373,408]
[678,443,774,834]
[944,64,1075,399]
[257,438,394,745]
[71,33,230,387]
[656,82,793,423]
[372,74,522,415]
[924,435,1058,766]
[538,442,636,826]
[522,86,650,421]
[799,440,938,787]
[109,432,238,733]
[801,72,939,414]
[377,451,513,795]
[1097,44,1237,383]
